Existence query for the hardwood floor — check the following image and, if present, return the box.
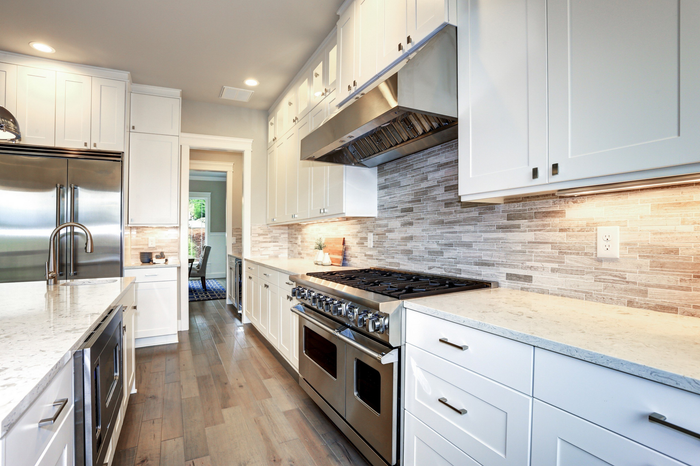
[114,299,371,466]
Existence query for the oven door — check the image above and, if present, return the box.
[296,304,347,416]
[344,329,398,465]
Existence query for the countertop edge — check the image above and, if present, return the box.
[124,263,181,269]
[0,279,136,437]
[404,300,700,397]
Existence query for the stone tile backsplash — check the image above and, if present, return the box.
[125,226,180,264]
[277,140,700,318]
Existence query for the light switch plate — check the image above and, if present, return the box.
[148,237,156,248]
[597,226,619,259]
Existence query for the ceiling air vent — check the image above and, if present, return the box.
[219,86,253,102]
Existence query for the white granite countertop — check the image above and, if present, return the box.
[246,257,350,276]
[124,260,180,269]
[405,288,700,395]
[0,277,135,436]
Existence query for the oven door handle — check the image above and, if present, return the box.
[291,305,398,365]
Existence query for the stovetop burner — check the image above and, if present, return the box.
[306,268,492,300]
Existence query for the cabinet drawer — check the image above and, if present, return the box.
[124,267,177,283]
[5,361,73,466]
[405,344,532,466]
[532,400,686,466]
[279,275,295,293]
[404,412,481,466]
[244,261,258,278]
[406,310,534,394]
[534,348,700,466]
[258,266,279,287]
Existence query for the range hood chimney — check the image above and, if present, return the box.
[300,26,457,167]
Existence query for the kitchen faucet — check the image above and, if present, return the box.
[46,222,94,285]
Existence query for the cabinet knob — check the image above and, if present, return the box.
[398,43,404,52]
[93,143,97,148]
[132,125,135,130]
[552,163,559,176]
[288,101,293,106]
[348,84,352,92]
[353,80,357,87]
[315,72,320,78]
[532,167,539,179]
[270,122,273,126]
[407,35,413,44]
[84,142,88,147]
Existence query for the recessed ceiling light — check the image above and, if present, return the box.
[244,79,259,87]
[29,42,55,53]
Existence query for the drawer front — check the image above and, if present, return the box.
[124,267,177,283]
[118,285,136,309]
[532,400,686,466]
[406,309,534,394]
[534,348,700,466]
[244,261,258,278]
[6,361,73,466]
[405,344,532,466]
[258,266,279,287]
[404,412,482,466]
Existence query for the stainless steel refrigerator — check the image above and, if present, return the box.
[0,143,123,283]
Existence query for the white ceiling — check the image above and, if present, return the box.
[0,0,344,110]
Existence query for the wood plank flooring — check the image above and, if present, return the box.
[114,298,370,466]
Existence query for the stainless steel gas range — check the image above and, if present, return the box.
[290,268,495,466]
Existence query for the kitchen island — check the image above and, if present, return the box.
[0,277,136,465]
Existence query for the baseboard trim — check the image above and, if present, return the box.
[135,333,178,348]
[246,323,299,383]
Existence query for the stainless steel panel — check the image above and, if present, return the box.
[298,306,347,416]
[345,332,398,465]
[67,158,122,279]
[0,154,68,283]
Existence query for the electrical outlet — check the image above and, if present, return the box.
[597,226,619,259]
[368,232,374,248]
[148,237,156,248]
[231,237,236,244]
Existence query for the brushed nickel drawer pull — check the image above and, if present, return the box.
[39,398,69,427]
[264,284,269,289]
[438,397,467,415]
[649,412,700,440]
[439,337,468,351]
[263,273,270,277]
[285,281,294,286]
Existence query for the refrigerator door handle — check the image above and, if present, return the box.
[55,184,64,277]
[70,184,77,276]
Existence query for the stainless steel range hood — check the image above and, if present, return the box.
[300,26,457,167]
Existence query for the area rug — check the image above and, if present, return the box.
[189,279,227,302]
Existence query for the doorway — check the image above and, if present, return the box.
[188,190,211,261]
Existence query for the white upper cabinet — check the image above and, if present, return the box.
[310,59,326,110]
[337,2,357,98]
[356,0,379,89]
[130,92,180,136]
[458,0,548,196]
[406,0,449,49]
[297,77,310,119]
[267,113,276,147]
[377,0,408,71]
[296,115,312,220]
[0,62,17,114]
[55,72,92,149]
[547,0,700,183]
[91,78,126,151]
[266,144,278,223]
[16,67,55,147]
[284,90,297,130]
[326,41,338,92]
[128,133,179,225]
[275,105,286,140]
[283,129,298,220]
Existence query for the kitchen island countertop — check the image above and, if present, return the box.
[406,287,700,395]
[0,277,135,436]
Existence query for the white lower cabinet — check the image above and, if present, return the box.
[405,344,532,466]
[531,400,685,466]
[124,267,178,347]
[404,412,481,466]
[33,403,74,466]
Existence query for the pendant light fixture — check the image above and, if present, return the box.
[0,106,21,142]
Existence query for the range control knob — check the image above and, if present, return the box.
[323,298,333,312]
[346,305,359,322]
[367,314,380,333]
[357,310,370,328]
[368,315,389,334]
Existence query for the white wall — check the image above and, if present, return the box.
[181,100,267,225]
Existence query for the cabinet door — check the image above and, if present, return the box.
[259,282,269,337]
[406,0,448,48]
[128,133,180,225]
[0,62,17,114]
[296,115,311,220]
[326,40,338,92]
[311,59,325,110]
[290,309,299,370]
[279,293,293,363]
[267,114,276,148]
[337,2,357,99]
[267,284,279,348]
[276,105,286,138]
[130,93,180,136]
[284,129,298,220]
[16,66,55,146]
[125,305,136,394]
[548,0,700,182]
[275,137,288,222]
[134,281,178,338]
[326,164,345,216]
[245,273,255,320]
[34,404,75,466]
[297,76,310,118]
[377,0,407,71]
[267,145,278,223]
[404,412,481,466]
[457,0,547,196]
[91,77,126,151]
[55,72,92,149]
[531,400,686,466]
[284,91,297,130]
[356,0,379,88]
